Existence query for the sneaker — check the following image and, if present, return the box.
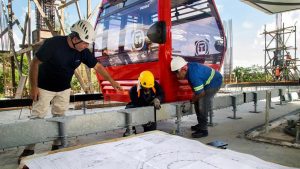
[191,124,201,131]
[18,149,34,164]
[191,130,208,138]
[51,145,60,151]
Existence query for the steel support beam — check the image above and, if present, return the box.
[0,89,291,149]
[0,93,103,108]
[275,88,286,105]
[227,96,242,119]
[249,92,262,113]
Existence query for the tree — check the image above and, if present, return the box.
[0,54,30,98]
[233,65,266,82]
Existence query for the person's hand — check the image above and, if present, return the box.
[192,92,205,103]
[30,87,39,101]
[153,98,161,110]
[111,81,123,91]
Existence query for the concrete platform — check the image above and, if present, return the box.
[1,97,300,169]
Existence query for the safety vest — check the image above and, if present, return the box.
[275,67,280,77]
[193,69,215,92]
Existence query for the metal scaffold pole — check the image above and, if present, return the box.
[262,15,298,82]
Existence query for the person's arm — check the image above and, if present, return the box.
[154,81,164,102]
[151,81,164,109]
[93,62,122,91]
[29,57,42,101]
[129,86,139,107]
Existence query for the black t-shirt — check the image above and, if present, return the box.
[36,36,97,92]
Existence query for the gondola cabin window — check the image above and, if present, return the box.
[94,0,226,102]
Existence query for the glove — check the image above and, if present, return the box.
[153,98,161,110]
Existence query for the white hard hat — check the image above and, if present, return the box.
[170,56,187,71]
[70,20,95,44]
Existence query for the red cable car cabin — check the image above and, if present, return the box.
[94,0,226,103]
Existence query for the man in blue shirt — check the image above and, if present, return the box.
[18,20,122,163]
[171,56,222,138]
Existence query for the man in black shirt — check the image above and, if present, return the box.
[18,20,122,163]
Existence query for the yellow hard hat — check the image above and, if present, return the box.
[139,71,154,88]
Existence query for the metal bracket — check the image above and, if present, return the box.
[119,110,136,137]
[228,96,242,120]
[249,92,261,113]
[207,110,217,127]
[269,91,275,109]
[47,117,68,148]
[82,101,87,114]
[175,104,183,135]
[276,89,287,105]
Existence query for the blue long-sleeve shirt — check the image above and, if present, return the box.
[186,62,223,95]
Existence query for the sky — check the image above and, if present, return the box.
[1,0,300,68]
[0,0,100,51]
[214,0,300,68]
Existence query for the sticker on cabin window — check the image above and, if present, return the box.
[195,39,209,55]
[132,30,145,51]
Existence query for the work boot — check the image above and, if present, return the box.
[18,149,34,164]
[51,145,60,151]
[191,124,201,131]
[123,126,137,137]
[191,130,208,138]
[142,122,156,132]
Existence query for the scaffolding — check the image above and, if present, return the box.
[36,0,56,31]
[0,0,102,98]
[263,23,299,82]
